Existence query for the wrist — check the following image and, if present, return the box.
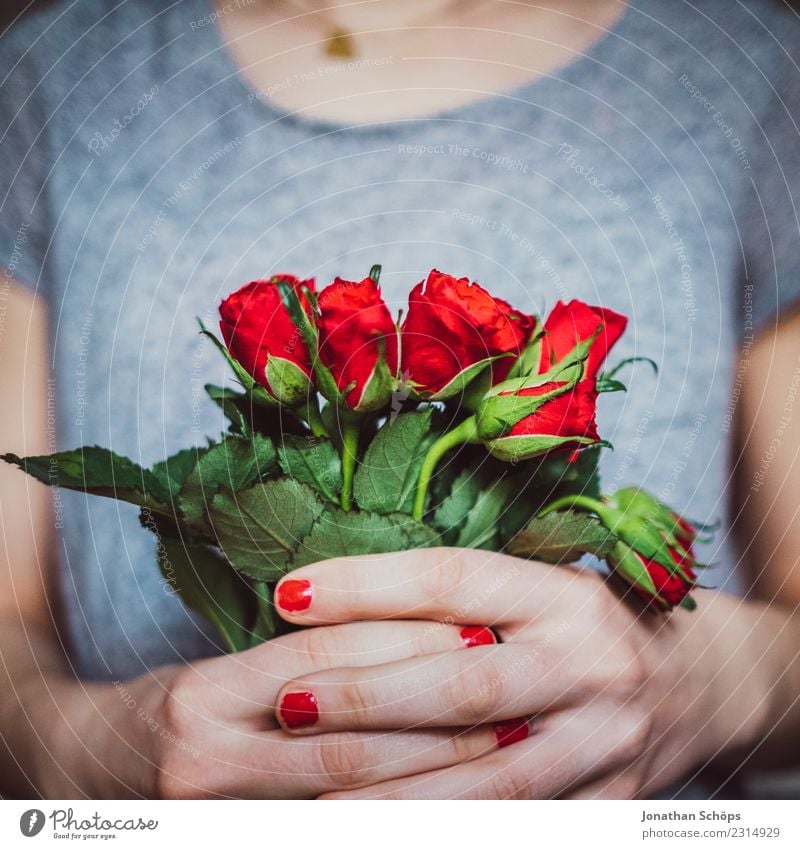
[27,667,179,799]
[664,593,780,765]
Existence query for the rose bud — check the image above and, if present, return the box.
[538,299,627,380]
[599,488,700,559]
[609,539,697,610]
[317,275,399,412]
[476,379,601,462]
[219,274,315,407]
[401,270,535,400]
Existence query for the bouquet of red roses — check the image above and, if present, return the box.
[3,267,708,651]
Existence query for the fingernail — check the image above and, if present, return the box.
[460,626,496,648]
[280,691,319,729]
[276,579,312,612]
[495,718,529,748]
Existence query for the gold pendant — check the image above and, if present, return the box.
[325,29,356,60]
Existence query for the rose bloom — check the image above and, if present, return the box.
[401,269,535,396]
[317,276,399,410]
[218,274,315,397]
[539,299,627,379]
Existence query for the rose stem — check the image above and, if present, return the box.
[412,416,479,522]
[302,396,329,439]
[536,494,605,518]
[340,416,361,511]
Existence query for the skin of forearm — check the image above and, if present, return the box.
[0,614,167,799]
[680,592,800,771]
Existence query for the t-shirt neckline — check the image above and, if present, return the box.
[196,0,642,134]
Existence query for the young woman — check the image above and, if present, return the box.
[1,0,799,799]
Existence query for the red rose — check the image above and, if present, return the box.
[219,274,315,405]
[401,270,535,398]
[539,299,627,379]
[627,547,697,609]
[317,276,399,411]
[477,380,601,462]
[505,380,599,442]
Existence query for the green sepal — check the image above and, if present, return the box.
[505,319,545,381]
[411,354,511,402]
[265,356,315,408]
[485,433,597,463]
[198,322,277,407]
[608,539,662,602]
[476,381,577,441]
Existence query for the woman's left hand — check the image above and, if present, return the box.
[270,547,766,799]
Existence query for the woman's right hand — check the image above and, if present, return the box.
[37,620,500,798]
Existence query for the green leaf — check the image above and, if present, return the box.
[277,435,342,504]
[432,467,483,539]
[178,434,279,525]
[2,447,171,510]
[455,476,516,550]
[294,509,438,567]
[158,539,255,653]
[596,377,627,394]
[205,384,250,435]
[209,479,324,580]
[353,409,434,514]
[152,446,208,499]
[507,509,618,563]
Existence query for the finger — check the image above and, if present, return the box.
[275,643,582,734]
[274,547,563,626]
[208,620,496,723]
[319,710,626,799]
[167,724,503,799]
[561,771,641,799]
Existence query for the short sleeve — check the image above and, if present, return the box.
[743,18,800,333]
[0,20,53,297]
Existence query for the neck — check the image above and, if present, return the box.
[277,0,493,31]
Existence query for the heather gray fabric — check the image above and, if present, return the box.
[2,0,800,697]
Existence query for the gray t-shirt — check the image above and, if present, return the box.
[2,0,800,685]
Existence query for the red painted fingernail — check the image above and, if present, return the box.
[460,626,496,648]
[495,718,529,748]
[276,579,312,612]
[280,691,319,728]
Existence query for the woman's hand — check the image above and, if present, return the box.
[35,619,507,799]
[270,548,772,799]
